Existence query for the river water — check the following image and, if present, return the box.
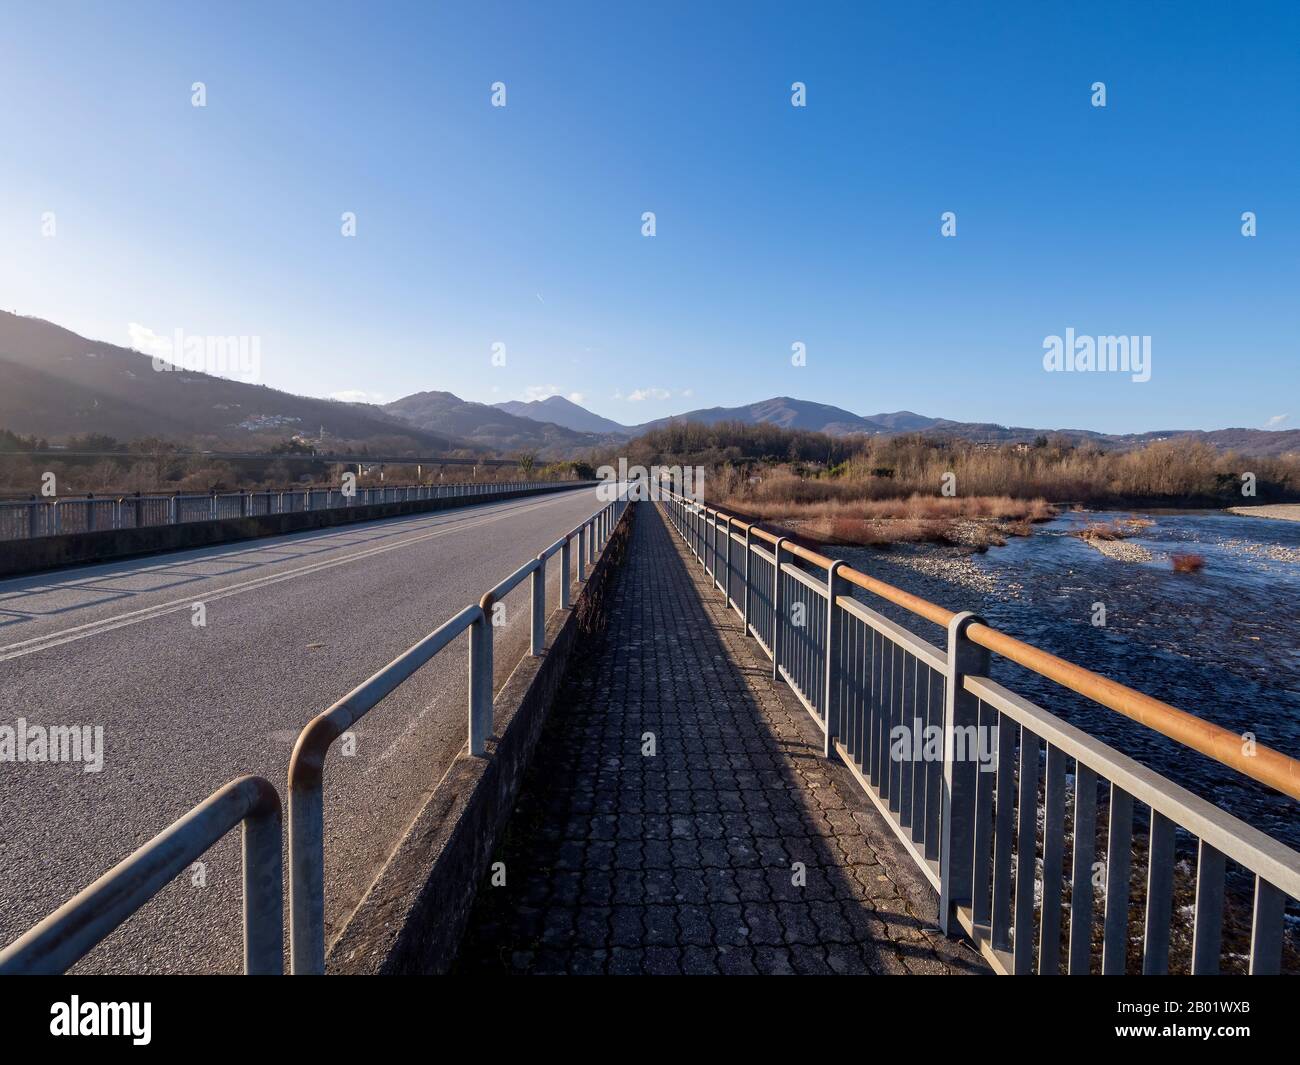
[833,510,1300,852]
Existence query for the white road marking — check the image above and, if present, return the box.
[0,493,584,662]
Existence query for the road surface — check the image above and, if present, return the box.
[0,485,603,973]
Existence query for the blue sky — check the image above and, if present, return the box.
[1,1,1296,434]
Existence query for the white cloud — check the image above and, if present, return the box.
[523,384,561,402]
[626,387,672,402]
[126,322,171,357]
[330,389,385,404]
[1263,413,1289,428]
[518,386,587,406]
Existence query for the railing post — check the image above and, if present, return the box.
[723,516,732,603]
[771,536,788,681]
[938,610,990,935]
[561,537,571,609]
[288,775,325,975]
[469,609,493,756]
[242,789,284,975]
[742,525,753,629]
[705,509,714,577]
[578,522,587,579]
[823,560,846,759]
[530,559,545,656]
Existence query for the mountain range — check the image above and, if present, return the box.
[0,311,459,453]
[487,393,1300,458]
[3,311,1297,458]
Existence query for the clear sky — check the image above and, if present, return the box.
[1,1,1296,434]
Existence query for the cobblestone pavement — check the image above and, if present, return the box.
[455,504,987,975]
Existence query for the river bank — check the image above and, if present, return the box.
[1230,503,1300,522]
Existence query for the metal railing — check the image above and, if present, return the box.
[287,492,628,974]
[0,776,282,975]
[0,493,626,976]
[661,491,1300,975]
[0,480,578,541]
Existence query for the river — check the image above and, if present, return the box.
[832,509,1300,852]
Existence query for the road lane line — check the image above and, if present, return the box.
[0,492,588,662]
[0,491,576,602]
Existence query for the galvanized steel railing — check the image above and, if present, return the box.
[0,775,283,975]
[0,480,570,541]
[0,493,625,976]
[661,491,1300,975]
[286,493,628,974]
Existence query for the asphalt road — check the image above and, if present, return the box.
[0,485,604,973]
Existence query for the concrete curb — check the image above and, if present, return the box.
[324,501,636,974]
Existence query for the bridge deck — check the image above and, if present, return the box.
[456,504,987,975]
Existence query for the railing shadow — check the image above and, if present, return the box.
[454,504,986,974]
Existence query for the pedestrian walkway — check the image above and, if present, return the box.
[455,504,987,975]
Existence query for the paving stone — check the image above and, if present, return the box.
[454,506,987,975]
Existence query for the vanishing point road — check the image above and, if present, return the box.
[0,486,602,973]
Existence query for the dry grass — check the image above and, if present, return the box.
[715,490,1057,549]
[719,489,1055,524]
[1076,522,1128,542]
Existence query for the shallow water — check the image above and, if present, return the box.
[834,510,1300,851]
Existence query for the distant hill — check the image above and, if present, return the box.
[0,311,460,453]
[626,395,1299,456]
[632,396,884,436]
[5,312,1295,459]
[384,391,607,455]
[494,395,631,435]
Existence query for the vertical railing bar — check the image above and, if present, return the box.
[1190,839,1225,976]
[742,526,752,628]
[898,651,914,830]
[1248,877,1285,975]
[1013,727,1040,975]
[991,713,1015,951]
[1038,742,1067,975]
[560,536,571,610]
[530,557,545,657]
[1141,811,1175,974]
[1102,784,1134,975]
[1068,763,1098,975]
[823,561,845,759]
[771,538,787,682]
[971,698,995,929]
[924,665,945,861]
